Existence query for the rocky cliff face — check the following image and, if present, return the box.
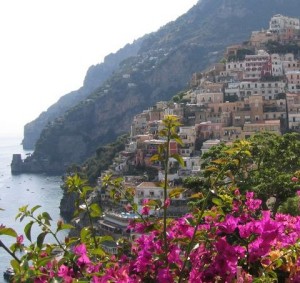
[19,0,300,173]
[22,40,143,150]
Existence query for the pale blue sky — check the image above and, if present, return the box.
[0,0,198,136]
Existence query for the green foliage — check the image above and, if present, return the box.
[82,134,128,184]
[172,91,188,103]
[5,112,300,282]
[0,227,17,238]
[227,48,255,61]
[265,40,300,56]
[278,196,300,216]
[201,132,300,213]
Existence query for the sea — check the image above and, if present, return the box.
[0,136,67,282]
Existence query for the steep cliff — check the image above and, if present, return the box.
[20,0,300,173]
[22,40,143,149]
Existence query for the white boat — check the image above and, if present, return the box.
[3,267,14,281]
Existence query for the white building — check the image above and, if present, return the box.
[282,53,300,73]
[286,71,300,93]
[201,139,221,155]
[239,81,285,100]
[226,61,245,73]
[271,54,284,77]
[269,14,300,32]
[178,126,196,157]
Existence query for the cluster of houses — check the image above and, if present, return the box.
[96,14,300,248]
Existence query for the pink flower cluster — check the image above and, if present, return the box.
[29,191,300,282]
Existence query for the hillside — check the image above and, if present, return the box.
[19,0,300,174]
[22,39,143,149]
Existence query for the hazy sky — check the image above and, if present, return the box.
[0,0,198,136]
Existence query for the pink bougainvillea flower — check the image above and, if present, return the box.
[164,198,171,208]
[16,234,24,245]
[57,264,69,277]
[77,253,91,266]
[292,176,299,182]
[218,214,239,234]
[141,205,150,215]
[157,267,173,283]
[74,243,87,256]
[245,192,262,212]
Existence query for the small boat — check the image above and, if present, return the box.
[3,267,15,281]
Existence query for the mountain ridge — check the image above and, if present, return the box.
[18,0,300,174]
[22,38,144,149]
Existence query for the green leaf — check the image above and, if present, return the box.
[37,256,52,268]
[98,235,114,243]
[80,227,91,241]
[212,158,228,165]
[30,205,41,214]
[42,212,52,221]
[60,223,74,230]
[173,137,184,146]
[147,200,159,207]
[41,212,52,225]
[205,166,219,172]
[212,197,223,206]
[225,148,237,155]
[189,192,204,199]
[0,227,17,237]
[169,188,185,198]
[81,185,93,198]
[91,248,106,257]
[24,221,34,242]
[19,205,29,213]
[244,150,252,157]
[10,259,20,272]
[90,203,102,218]
[37,232,47,249]
[171,153,185,167]
[132,203,138,212]
[150,154,162,162]
[274,258,283,269]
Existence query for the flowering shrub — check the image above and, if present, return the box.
[3,188,300,282]
[1,116,300,282]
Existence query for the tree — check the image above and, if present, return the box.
[201,132,300,213]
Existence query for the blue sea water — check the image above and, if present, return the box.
[0,136,66,282]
